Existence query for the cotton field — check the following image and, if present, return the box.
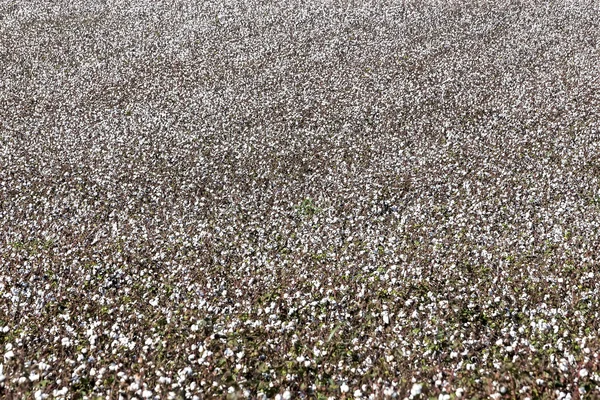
[1,0,600,398]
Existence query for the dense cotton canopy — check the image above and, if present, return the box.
[1,0,600,398]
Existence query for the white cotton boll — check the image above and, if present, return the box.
[579,369,588,377]
[382,311,390,325]
[552,226,563,242]
[142,390,153,398]
[340,383,349,393]
[111,222,118,236]
[282,391,291,400]
[411,383,423,397]
[29,372,40,381]
[4,351,14,360]
[354,389,362,398]
[559,359,569,372]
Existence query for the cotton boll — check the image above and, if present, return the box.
[411,383,423,397]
